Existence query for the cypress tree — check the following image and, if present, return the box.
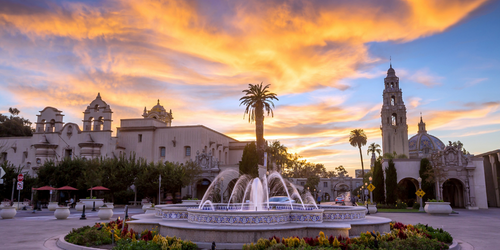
[385,159,398,204]
[419,158,436,201]
[372,160,385,204]
[239,142,259,178]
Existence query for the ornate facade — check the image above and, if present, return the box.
[0,93,248,200]
[379,65,488,209]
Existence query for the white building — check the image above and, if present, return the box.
[0,94,248,199]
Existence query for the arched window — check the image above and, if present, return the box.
[87,117,94,131]
[94,117,103,131]
[49,119,55,132]
[391,96,396,106]
[39,119,46,132]
[391,113,397,126]
[391,82,394,88]
[94,104,99,111]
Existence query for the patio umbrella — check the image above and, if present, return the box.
[88,186,110,198]
[57,186,78,204]
[33,186,57,202]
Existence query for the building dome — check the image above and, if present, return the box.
[408,116,445,157]
[142,100,173,126]
[151,100,166,113]
[387,65,396,77]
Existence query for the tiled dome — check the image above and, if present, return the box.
[409,116,445,154]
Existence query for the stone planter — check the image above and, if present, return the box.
[48,202,59,211]
[142,203,152,212]
[368,204,377,214]
[75,202,85,211]
[0,206,17,219]
[98,207,113,220]
[80,199,104,209]
[54,207,70,219]
[105,203,114,209]
[182,200,200,205]
[0,201,10,208]
[424,202,452,215]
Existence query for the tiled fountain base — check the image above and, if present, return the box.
[128,213,391,245]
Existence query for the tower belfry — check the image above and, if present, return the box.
[380,65,409,156]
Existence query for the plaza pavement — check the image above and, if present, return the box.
[0,206,498,250]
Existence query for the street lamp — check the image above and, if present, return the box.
[364,182,369,215]
[417,177,423,212]
[369,177,373,204]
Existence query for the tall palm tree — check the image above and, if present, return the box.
[367,143,382,157]
[240,82,278,165]
[349,129,368,181]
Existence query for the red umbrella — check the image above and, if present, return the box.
[88,186,110,198]
[88,186,110,191]
[57,186,78,191]
[35,186,57,191]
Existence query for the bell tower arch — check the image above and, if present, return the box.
[381,64,409,156]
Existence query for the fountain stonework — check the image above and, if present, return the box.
[128,171,391,248]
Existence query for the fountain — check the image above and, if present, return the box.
[127,170,391,248]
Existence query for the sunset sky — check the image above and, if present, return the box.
[1,0,499,176]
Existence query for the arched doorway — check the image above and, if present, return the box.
[398,178,418,207]
[334,184,350,199]
[324,192,330,202]
[196,179,212,200]
[442,178,465,208]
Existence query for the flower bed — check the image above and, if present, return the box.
[243,222,452,250]
[65,218,197,250]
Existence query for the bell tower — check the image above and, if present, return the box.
[380,64,409,157]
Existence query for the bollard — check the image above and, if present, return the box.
[80,205,87,220]
[125,205,129,220]
[211,241,216,250]
[92,201,96,211]
[111,229,115,245]
[366,202,370,215]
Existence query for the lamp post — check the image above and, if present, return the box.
[220,177,224,203]
[369,177,373,204]
[417,177,423,212]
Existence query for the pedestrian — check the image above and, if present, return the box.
[316,195,321,205]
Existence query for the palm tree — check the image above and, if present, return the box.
[240,82,278,165]
[367,143,382,157]
[349,129,368,181]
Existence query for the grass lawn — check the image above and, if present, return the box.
[377,208,425,213]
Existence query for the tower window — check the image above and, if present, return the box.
[138,134,142,142]
[391,82,394,88]
[391,96,396,106]
[392,113,397,126]
[65,149,73,159]
[160,147,166,157]
[185,146,191,156]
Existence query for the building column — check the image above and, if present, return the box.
[489,155,500,207]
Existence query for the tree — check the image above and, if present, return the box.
[335,165,348,176]
[367,143,382,158]
[419,158,435,201]
[0,108,33,137]
[372,159,385,203]
[239,83,278,165]
[452,141,469,154]
[100,155,140,203]
[304,175,320,194]
[349,129,367,181]
[385,159,398,204]
[266,140,288,172]
[239,142,259,178]
[181,159,203,198]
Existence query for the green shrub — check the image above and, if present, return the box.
[65,226,111,247]
[412,202,420,209]
[379,237,449,250]
[395,200,407,209]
